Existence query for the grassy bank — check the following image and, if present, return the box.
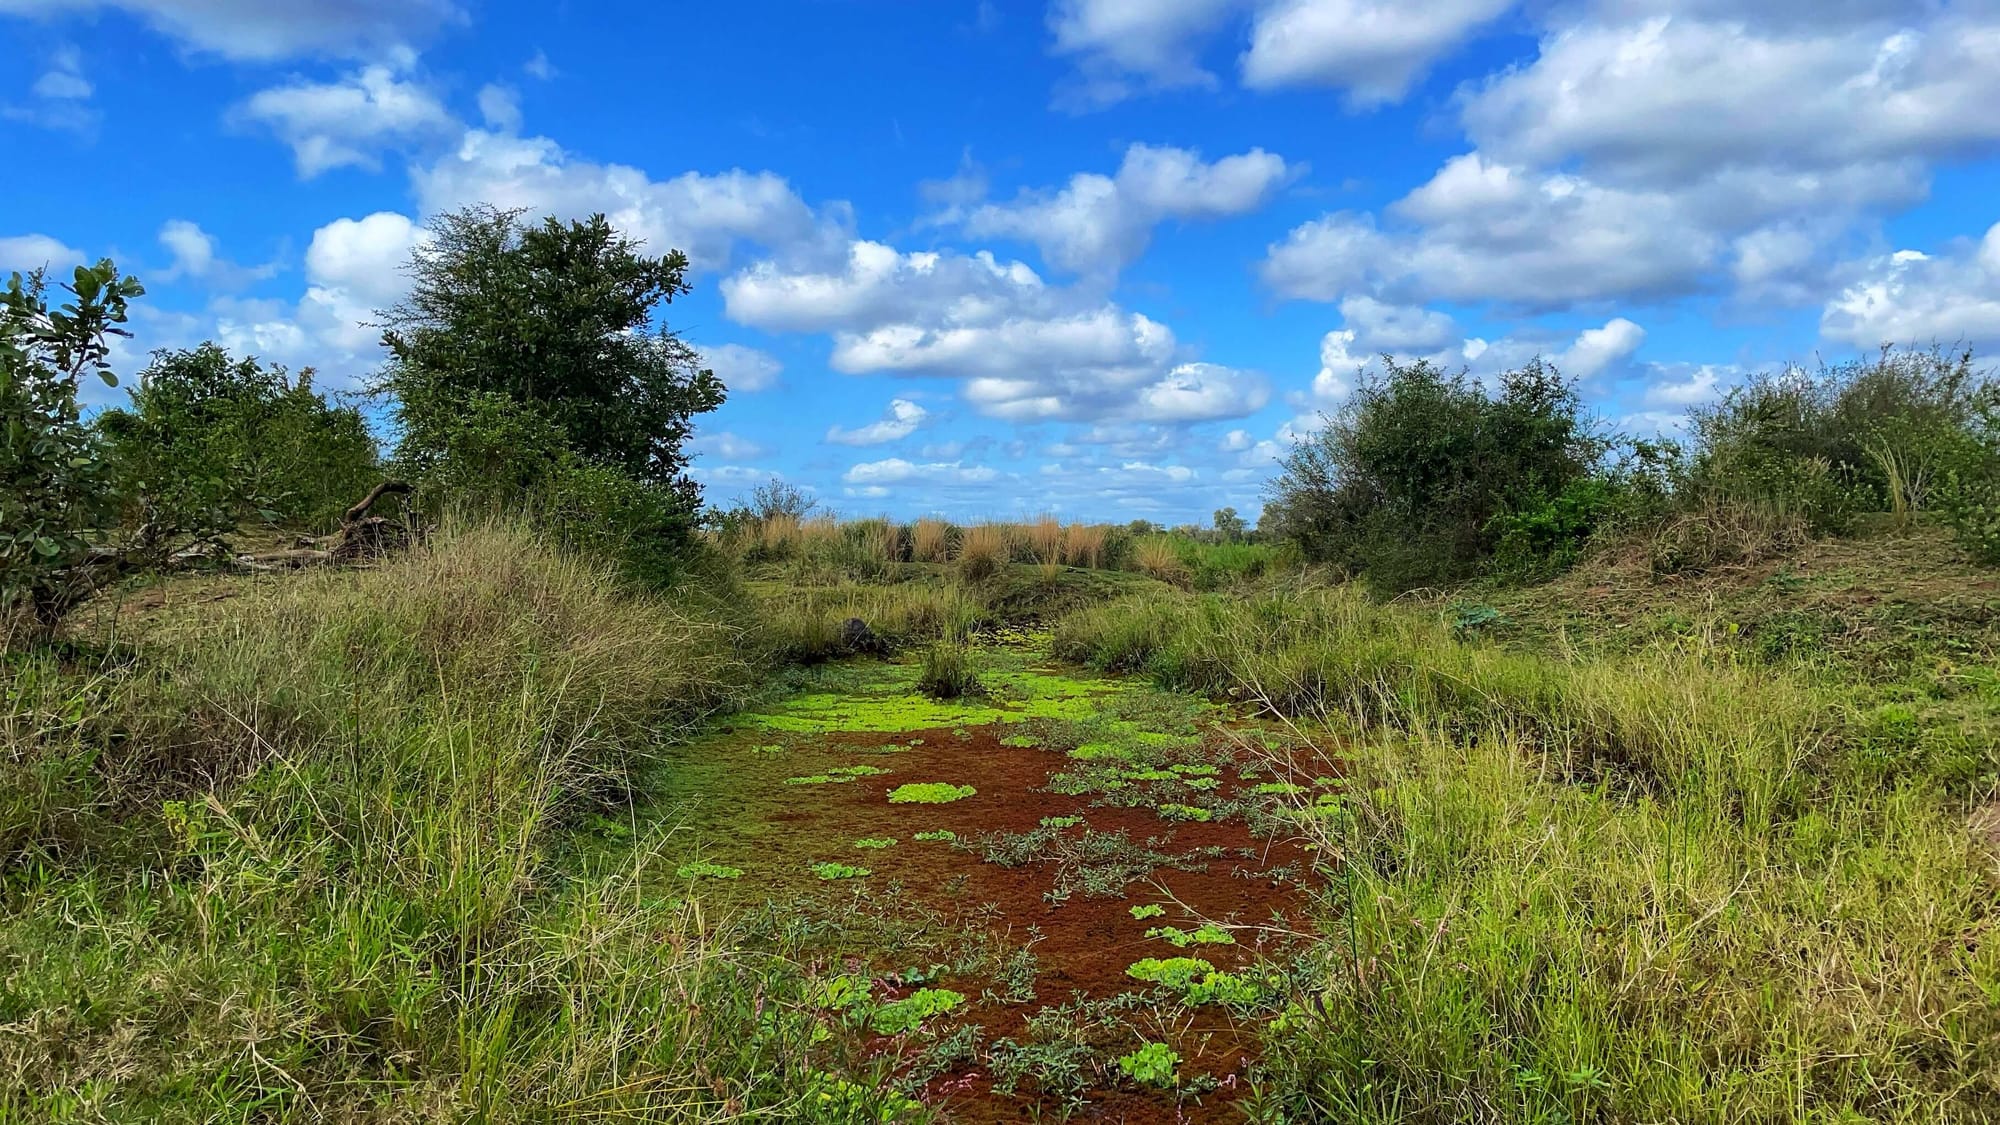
[1056,583,2000,1121]
[0,523,928,1122]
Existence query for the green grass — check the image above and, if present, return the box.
[1058,580,2000,1121]
[0,521,928,1123]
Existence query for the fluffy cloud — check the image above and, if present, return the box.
[694,341,782,392]
[1046,0,1238,108]
[726,238,1267,425]
[1262,156,1725,307]
[1308,303,1649,405]
[1821,225,2000,347]
[842,458,1000,486]
[1241,0,1513,104]
[827,398,930,445]
[156,219,275,287]
[1462,14,2000,189]
[0,0,461,61]
[958,143,1295,275]
[237,65,456,177]
[415,129,833,271]
[0,233,83,273]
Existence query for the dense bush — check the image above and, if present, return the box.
[1,261,145,632]
[1264,358,1608,591]
[97,343,380,535]
[1685,347,1992,534]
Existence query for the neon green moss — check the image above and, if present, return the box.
[869,987,966,1035]
[811,862,872,880]
[1251,781,1308,796]
[887,782,976,804]
[829,764,892,777]
[1116,1042,1180,1088]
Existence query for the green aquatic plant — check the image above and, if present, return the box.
[674,861,744,880]
[888,782,976,804]
[1158,803,1213,822]
[1251,781,1308,796]
[1068,742,1134,761]
[869,987,967,1035]
[1128,904,1167,920]
[1125,957,1215,989]
[1121,767,1179,782]
[913,829,958,842]
[1170,764,1219,776]
[830,764,892,777]
[1182,776,1220,790]
[1146,923,1236,948]
[1182,970,1268,1007]
[811,861,872,880]
[784,774,856,786]
[1116,1042,1181,1088]
[1040,815,1084,829]
[811,973,875,1012]
[854,837,897,849]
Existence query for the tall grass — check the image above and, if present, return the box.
[0,521,926,1120]
[1026,515,1064,564]
[1056,585,2000,1120]
[1061,523,1107,568]
[957,523,1010,582]
[911,518,952,563]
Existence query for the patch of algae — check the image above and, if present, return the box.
[743,651,1128,735]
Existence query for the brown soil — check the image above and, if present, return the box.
[664,724,1321,1123]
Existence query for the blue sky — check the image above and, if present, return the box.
[5,1,2000,523]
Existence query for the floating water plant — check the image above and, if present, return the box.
[1169,764,1219,776]
[1128,903,1166,920]
[1158,804,1213,822]
[1116,1042,1181,1088]
[812,862,872,880]
[1146,923,1236,948]
[830,764,892,777]
[1125,957,1215,988]
[1040,815,1083,829]
[675,861,744,880]
[1182,777,1221,790]
[888,782,976,804]
[869,987,966,1034]
[913,829,958,842]
[1251,781,1308,796]
[785,774,856,786]
[854,837,897,849]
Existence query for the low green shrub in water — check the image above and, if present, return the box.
[888,782,976,804]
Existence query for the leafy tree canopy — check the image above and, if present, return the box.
[379,205,725,508]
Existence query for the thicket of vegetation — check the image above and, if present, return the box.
[5,208,1998,1121]
[1264,346,2000,591]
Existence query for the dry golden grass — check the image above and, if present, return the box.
[755,513,800,558]
[1132,536,1190,586]
[957,523,1010,582]
[799,516,841,556]
[911,518,951,563]
[1026,515,1064,564]
[1061,523,1107,569]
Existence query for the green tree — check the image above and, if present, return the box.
[1265,357,1605,590]
[1212,507,1246,542]
[0,261,145,631]
[97,343,379,535]
[379,205,725,512]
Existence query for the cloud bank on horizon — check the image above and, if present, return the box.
[4,0,1999,522]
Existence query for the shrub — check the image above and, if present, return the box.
[1685,346,1991,535]
[1,260,145,634]
[1265,358,1606,591]
[97,344,379,536]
